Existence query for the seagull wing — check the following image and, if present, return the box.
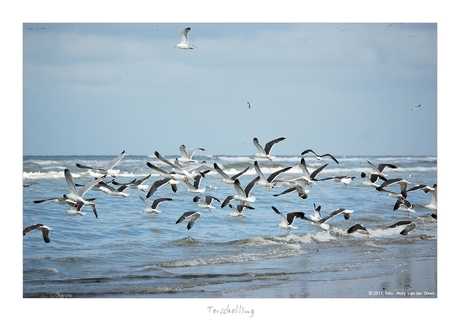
[151,197,173,209]
[213,163,229,180]
[253,137,266,154]
[181,27,191,45]
[266,166,293,183]
[104,150,126,170]
[264,137,286,154]
[271,206,288,225]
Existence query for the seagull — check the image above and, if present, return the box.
[273,181,310,199]
[366,160,397,181]
[227,203,254,217]
[376,178,411,199]
[320,175,356,186]
[397,222,417,235]
[247,102,251,109]
[193,195,220,211]
[145,177,178,198]
[360,172,380,188]
[221,176,260,208]
[176,211,202,230]
[271,206,307,235]
[97,181,130,197]
[64,168,105,207]
[253,160,292,192]
[303,207,354,231]
[213,163,249,184]
[184,174,206,195]
[139,196,173,214]
[178,144,205,164]
[28,27,45,30]
[253,136,286,161]
[174,27,196,49]
[336,27,350,32]
[272,158,328,197]
[67,198,99,217]
[154,150,203,181]
[347,223,370,237]
[76,150,126,177]
[306,203,322,222]
[299,36,313,43]
[407,183,437,211]
[301,149,339,164]
[112,174,151,192]
[23,224,52,243]
[393,199,415,215]
[411,104,421,110]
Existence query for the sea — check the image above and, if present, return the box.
[22,154,437,299]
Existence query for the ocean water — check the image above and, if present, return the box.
[22,154,437,298]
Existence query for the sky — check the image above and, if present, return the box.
[22,21,438,157]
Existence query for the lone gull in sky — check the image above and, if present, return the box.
[253,136,286,161]
[23,224,52,243]
[174,27,196,49]
[176,211,202,230]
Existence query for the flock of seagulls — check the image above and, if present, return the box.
[24,135,437,243]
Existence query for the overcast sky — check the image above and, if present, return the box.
[22,22,437,157]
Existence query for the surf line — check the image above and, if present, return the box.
[207,304,255,318]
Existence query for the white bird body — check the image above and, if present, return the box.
[213,163,249,184]
[76,150,126,177]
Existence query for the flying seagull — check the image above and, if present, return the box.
[253,136,286,161]
[301,149,339,164]
[174,27,196,49]
[347,223,370,237]
[176,211,202,230]
[271,206,307,235]
[247,102,251,109]
[64,168,105,207]
[193,195,220,212]
[178,144,205,164]
[253,160,292,192]
[23,224,52,243]
[411,104,421,110]
[221,176,260,208]
[303,207,354,231]
[213,162,249,184]
[139,196,173,214]
[76,150,126,177]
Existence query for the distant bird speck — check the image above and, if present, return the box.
[28,27,45,31]
[411,104,421,111]
[336,27,349,32]
[299,37,313,43]
[247,102,251,109]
